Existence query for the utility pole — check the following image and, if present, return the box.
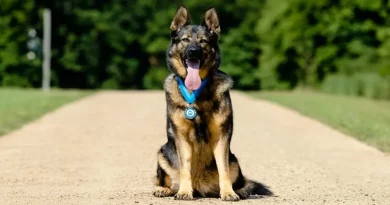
[42,9,51,91]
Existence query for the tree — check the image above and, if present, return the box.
[0,0,41,87]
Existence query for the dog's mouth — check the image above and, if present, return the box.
[183,58,202,91]
[183,58,202,69]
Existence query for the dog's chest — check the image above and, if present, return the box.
[175,100,221,142]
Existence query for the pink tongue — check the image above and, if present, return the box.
[184,60,201,91]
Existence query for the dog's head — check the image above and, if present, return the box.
[167,5,221,91]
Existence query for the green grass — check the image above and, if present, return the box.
[0,88,93,136]
[248,90,390,152]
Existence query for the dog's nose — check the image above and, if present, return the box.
[189,47,198,55]
[187,47,202,59]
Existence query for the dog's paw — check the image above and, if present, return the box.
[174,190,194,200]
[153,187,174,197]
[220,190,240,201]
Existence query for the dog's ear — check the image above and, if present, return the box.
[201,7,220,36]
[170,5,191,32]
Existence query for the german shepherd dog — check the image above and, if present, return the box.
[153,5,273,201]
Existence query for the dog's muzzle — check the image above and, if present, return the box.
[186,45,202,60]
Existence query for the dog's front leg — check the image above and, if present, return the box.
[211,92,240,202]
[213,136,240,201]
[174,136,193,200]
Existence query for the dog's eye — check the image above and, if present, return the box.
[200,39,208,44]
[181,38,190,42]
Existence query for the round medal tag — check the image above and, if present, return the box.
[184,107,197,120]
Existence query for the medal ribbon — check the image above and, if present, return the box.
[177,76,209,104]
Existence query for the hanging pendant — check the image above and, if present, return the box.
[184,107,197,120]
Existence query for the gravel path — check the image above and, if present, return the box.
[0,91,389,205]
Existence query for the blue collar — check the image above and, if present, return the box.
[177,76,209,104]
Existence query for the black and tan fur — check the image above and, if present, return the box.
[153,5,273,201]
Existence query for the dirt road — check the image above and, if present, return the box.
[0,91,389,205]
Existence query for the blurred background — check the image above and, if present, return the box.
[1,0,390,99]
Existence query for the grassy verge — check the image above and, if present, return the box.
[247,90,390,152]
[0,88,93,136]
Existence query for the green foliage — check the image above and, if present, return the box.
[0,0,389,100]
[0,0,268,90]
[0,0,41,87]
[256,0,390,93]
[143,67,171,90]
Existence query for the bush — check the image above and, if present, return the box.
[256,0,390,92]
[143,67,171,90]
[321,73,390,100]
[2,74,31,87]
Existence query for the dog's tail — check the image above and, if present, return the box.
[247,179,273,195]
[237,179,273,199]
